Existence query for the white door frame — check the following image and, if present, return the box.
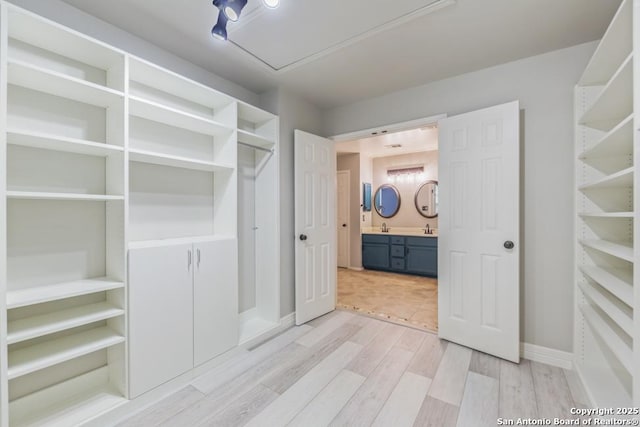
[331,114,447,143]
[336,169,350,268]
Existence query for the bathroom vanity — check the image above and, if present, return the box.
[362,231,438,277]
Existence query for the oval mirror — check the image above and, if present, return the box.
[374,184,401,218]
[415,180,438,218]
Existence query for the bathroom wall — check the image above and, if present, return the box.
[337,154,363,269]
[360,155,373,228]
[372,151,439,229]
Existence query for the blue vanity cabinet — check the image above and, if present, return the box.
[362,234,391,270]
[361,233,438,277]
[406,237,438,277]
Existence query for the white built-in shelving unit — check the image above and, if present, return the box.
[0,2,280,425]
[574,0,638,407]
[237,102,280,344]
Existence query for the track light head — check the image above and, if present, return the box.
[211,10,228,41]
[223,0,248,22]
[262,0,279,8]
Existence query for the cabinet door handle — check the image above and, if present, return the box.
[188,250,192,271]
[197,249,201,268]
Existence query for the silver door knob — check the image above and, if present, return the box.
[504,241,515,249]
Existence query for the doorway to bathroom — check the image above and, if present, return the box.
[334,120,440,332]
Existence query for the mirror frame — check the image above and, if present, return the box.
[374,184,401,218]
[414,180,439,218]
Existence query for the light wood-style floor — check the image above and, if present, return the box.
[337,268,438,332]
[118,311,588,427]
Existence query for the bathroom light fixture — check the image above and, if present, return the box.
[387,166,424,177]
[212,0,279,41]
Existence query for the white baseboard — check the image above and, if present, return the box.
[280,312,296,328]
[520,342,573,370]
[348,266,364,271]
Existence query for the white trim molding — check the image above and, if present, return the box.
[520,342,573,370]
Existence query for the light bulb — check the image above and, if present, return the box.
[263,0,280,8]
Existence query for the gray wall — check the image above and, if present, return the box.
[324,42,597,352]
[8,0,259,105]
[260,88,324,317]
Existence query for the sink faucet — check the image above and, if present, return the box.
[381,222,388,232]
[425,224,431,235]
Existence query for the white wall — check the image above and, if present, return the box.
[260,88,324,317]
[324,42,598,353]
[7,0,259,105]
[372,151,439,229]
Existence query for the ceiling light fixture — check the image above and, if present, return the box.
[223,0,247,22]
[212,0,279,41]
[211,10,228,41]
[263,0,280,8]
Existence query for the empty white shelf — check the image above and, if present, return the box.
[9,366,126,427]
[579,212,634,218]
[238,102,276,124]
[238,129,276,149]
[579,114,633,159]
[8,302,124,345]
[7,277,124,309]
[579,54,633,131]
[580,304,633,373]
[239,316,280,345]
[129,148,234,172]
[8,5,124,72]
[129,96,232,137]
[6,191,124,201]
[129,56,232,110]
[128,234,236,250]
[7,129,123,157]
[579,239,634,263]
[580,265,634,307]
[8,327,125,379]
[8,59,123,108]
[579,0,632,86]
[578,166,634,190]
[578,281,633,336]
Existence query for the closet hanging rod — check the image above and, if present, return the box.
[238,141,274,153]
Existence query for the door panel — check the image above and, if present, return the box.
[438,101,520,362]
[193,238,238,366]
[129,244,193,397]
[294,130,336,325]
[362,243,390,269]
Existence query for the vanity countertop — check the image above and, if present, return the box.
[361,227,438,238]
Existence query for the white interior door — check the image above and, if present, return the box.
[294,130,337,325]
[438,101,520,362]
[337,170,350,268]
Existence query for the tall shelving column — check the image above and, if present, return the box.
[237,102,280,344]
[574,0,636,407]
[1,4,128,426]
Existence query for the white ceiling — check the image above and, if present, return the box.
[337,127,439,159]
[61,0,620,108]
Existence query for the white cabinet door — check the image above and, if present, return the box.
[129,244,194,397]
[193,238,238,366]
